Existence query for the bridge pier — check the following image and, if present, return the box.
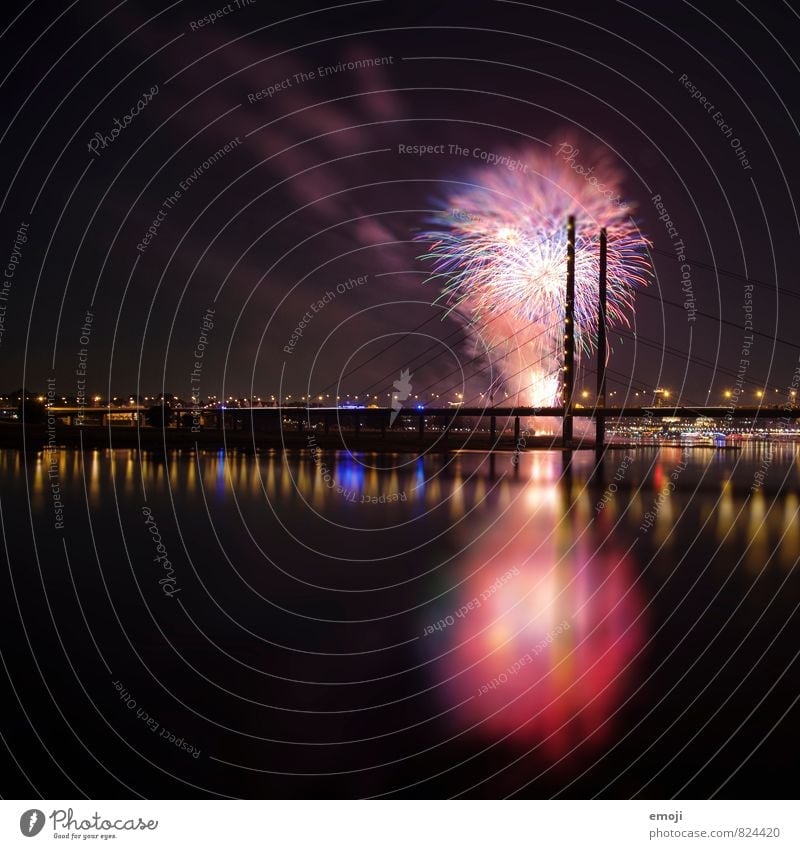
[596,227,608,452]
[563,215,575,448]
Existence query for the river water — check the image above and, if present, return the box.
[1,443,798,798]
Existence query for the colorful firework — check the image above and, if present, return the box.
[416,143,652,406]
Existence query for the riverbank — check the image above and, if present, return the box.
[0,422,586,453]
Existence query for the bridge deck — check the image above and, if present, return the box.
[45,405,800,419]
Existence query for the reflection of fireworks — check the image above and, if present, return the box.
[426,462,646,762]
[417,144,651,405]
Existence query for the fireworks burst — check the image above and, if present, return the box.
[416,143,652,406]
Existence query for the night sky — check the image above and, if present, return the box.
[2,0,799,406]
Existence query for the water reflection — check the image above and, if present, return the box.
[428,458,646,759]
[20,444,800,557]
[6,441,800,793]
